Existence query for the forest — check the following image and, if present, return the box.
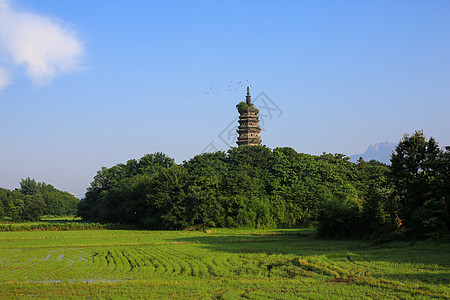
[78,130,449,239]
[0,178,78,221]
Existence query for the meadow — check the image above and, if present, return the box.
[0,226,449,299]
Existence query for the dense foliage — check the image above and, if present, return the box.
[390,131,450,237]
[318,131,449,239]
[317,158,396,238]
[79,132,449,239]
[78,147,389,232]
[0,178,78,221]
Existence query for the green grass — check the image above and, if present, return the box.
[0,228,449,299]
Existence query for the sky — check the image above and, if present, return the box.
[0,0,449,198]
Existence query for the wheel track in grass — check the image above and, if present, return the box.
[211,255,232,277]
[163,249,193,276]
[155,249,174,275]
[100,250,115,278]
[88,250,110,278]
[2,245,360,282]
[139,248,167,275]
[5,244,442,287]
[155,247,189,275]
[1,235,448,299]
[17,250,65,281]
[72,253,89,269]
[112,249,126,273]
[200,253,224,277]
[159,248,181,276]
[39,254,75,280]
[128,249,147,269]
[163,247,217,277]
[90,251,99,268]
[141,248,165,275]
[120,250,136,271]
[2,244,251,280]
[151,246,207,277]
[5,250,53,279]
[149,247,192,276]
[134,249,155,273]
[3,248,354,283]
[145,247,187,276]
[105,250,115,270]
[0,251,18,276]
[51,250,82,279]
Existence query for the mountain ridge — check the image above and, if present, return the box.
[349,141,397,164]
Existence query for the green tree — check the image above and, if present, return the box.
[355,159,396,236]
[19,178,39,195]
[22,195,46,221]
[149,165,189,229]
[0,188,25,221]
[78,152,174,222]
[390,130,448,236]
[271,148,328,224]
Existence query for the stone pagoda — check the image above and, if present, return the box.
[236,87,262,146]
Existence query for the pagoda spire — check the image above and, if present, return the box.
[246,86,251,105]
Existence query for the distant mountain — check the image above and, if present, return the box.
[349,142,397,165]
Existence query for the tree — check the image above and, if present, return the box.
[148,165,189,229]
[22,195,46,221]
[19,178,39,195]
[78,152,174,222]
[390,130,448,236]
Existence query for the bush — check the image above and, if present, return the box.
[317,198,363,238]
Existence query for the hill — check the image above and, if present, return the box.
[349,142,397,164]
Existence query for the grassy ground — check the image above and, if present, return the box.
[0,227,449,299]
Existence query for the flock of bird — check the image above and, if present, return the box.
[202,80,264,95]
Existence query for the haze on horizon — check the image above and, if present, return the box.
[1,0,449,198]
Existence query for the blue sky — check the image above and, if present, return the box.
[1,0,449,198]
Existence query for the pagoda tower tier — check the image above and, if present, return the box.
[236,87,262,146]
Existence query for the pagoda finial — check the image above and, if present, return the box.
[246,86,251,105]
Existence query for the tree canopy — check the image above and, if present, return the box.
[0,178,78,221]
[390,131,449,236]
[78,132,449,239]
[77,147,390,232]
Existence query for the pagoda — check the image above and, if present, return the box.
[236,87,262,146]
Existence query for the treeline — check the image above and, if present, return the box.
[319,131,449,239]
[78,131,449,239]
[0,178,78,221]
[77,147,387,230]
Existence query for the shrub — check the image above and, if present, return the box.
[317,197,363,238]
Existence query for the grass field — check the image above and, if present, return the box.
[0,227,449,299]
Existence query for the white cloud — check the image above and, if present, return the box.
[0,0,84,89]
[0,66,10,89]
